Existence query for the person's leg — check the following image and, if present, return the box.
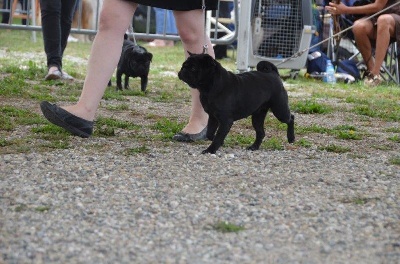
[371,14,395,76]
[62,0,137,121]
[59,0,79,60]
[40,0,63,72]
[173,9,215,135]
[352,18,375,74]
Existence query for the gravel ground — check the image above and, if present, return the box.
[1,129,399,263]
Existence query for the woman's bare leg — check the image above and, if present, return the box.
[174,10,215,134]
[371,14,395,76]
[353,19,375,73]
[63,0,137,121]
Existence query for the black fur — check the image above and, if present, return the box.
[178,53,295,154]
[109,34,153,92]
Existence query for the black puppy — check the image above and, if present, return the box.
[109,34,153,92]
[178,52,295,154]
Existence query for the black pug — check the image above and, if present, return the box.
[178,52,295,154]
[109,34,153,92]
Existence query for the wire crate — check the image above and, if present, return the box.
[237,0,314,72]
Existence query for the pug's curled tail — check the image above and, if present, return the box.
[256,61,278,75]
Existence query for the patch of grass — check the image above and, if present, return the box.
[0,62,55,101]
[224,134,254,147]
[0,115,14,131]
[106,104,130,111]
[0,106,46,131]
[389,156,400,166]
[211,221,245,233]
[388,135,400,143]
[295,138,313,148]
[319,144,351,153]
[0,74,30,97]
[95,126,116,137]
[353,198,368,205]
[345,96,369,105]
[0,138,11,147]
[35,206,51,212]
[124,145,150,155]
[262,137,284,150]
[153,90,176,102]
[152,118,183,140]
[44,140,70,149]
[332,124,362,140]
[32,124,70,138]
[95,115,141,137]
[103,88,127,101]
[372,144,393,151]
[385,127,400,133]
[120,89,147,97]
[335,130,362,140]
[353,105,378,118]
[15,204,27,212]
[340,197,379,205]
[353,102,400,121]
[291,99,333,114]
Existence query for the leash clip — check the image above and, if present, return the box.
[202,44,208,54]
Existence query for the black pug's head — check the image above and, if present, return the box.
[178,52,218,89]
[122,40,153,75]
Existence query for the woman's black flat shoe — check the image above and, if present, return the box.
[40,101,93,138]
[172,126,207,142]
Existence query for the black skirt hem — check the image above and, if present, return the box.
[124,0,218,11]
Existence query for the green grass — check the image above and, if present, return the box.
[35,206,51,212]
[340,197,378,205]
[295,138,313,148]
[291,99,333,114]
[388,135,400,143]
[0,105,46,130]
[15,204,28,212]
[94,116,141,137]
[152,118,184,140]
[333,125,363,140]
[211,221,245,233]
[389,156,400,166]
[318,144,351,153]
[123,145,150,155]
[0,29,399,155]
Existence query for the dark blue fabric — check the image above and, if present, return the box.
[307,52,329,74]
[337,60,361,80]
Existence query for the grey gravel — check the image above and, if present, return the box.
[1,139,399,263]
[0,49,399,262]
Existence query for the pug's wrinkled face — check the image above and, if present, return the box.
[178,52,217,88]
[125,45,153,74]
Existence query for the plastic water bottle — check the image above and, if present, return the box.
[325,60,336,84]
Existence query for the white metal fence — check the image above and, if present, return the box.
[0,0,238,45]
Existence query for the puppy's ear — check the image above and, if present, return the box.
[124,33,128,40]
[187,51,195,57]
[147,53,153,62]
